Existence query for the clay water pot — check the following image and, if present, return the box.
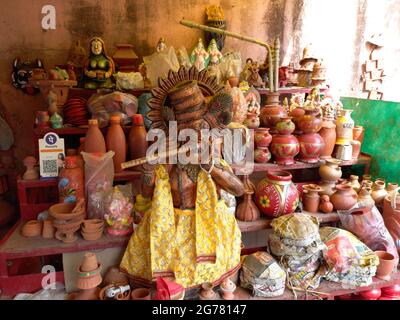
[375,251,396,281]
[260,105,287,132]
[362,180,373,189]
[254,128,272,148]
[357,187,375,208]
[21,220,42,237]
[288,107,305,132]
[298,132,325,163]
[371,180,388,205]
[235,192,260,222]
[106,115,127,173]
[319,118,336,159]
[131,288,151,300]
[103,267,129,286]
[319,195,333,213]
[318,159,342,182]
[330,184,358,211]
[42,220,55,239]
[298,108,322,134]
[84,119,106,154]
[270,118,299,165]
[254,147,271,163]
[302,184,323,213]
[350,175,361,193]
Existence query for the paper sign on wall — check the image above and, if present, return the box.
[39,132,65,178]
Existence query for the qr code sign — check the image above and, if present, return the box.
[40,159,58,177]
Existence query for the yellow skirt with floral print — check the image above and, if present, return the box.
[120,165,242,288]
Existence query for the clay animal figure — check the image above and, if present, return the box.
[11,58,45,95]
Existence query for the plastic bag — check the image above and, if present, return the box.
[87,92,138,127]
[0,115,14,150]
[81,151,114,219]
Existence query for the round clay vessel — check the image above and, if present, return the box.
[84,119,106,153]
[131,288,151,300]
[302,184,323,213]
[330,184,358,211]
[318,159,342,182]
[42,220,55,239]
[350,175,361,193]
[288,107,305,132]
[297,108,322,133]
[357,187,375,208]
[255,171,299,218]
[76,274,103,290]
[103,267,129,286]
[254,128,272,148]
[362,174,372,182]
[260,104,287,131]
[106,115,127,173]
[270,118,299,165]
[21,220,42,237]
[235,192,260,222]
[58,156,85,203]
[371,180,388,205]
[319,195,333,213]
[81,230,103,241]
[298,132,325,163]
[319,180,336,196]
[319,118,336,159]
[362,179,373,189]
[375,251,396,281]
[254,147,271,163]
[275,117,295,135]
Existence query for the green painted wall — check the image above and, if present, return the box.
[340,97,400,183]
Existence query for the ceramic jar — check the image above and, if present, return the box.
[330,184,358,210]
[128,114,148,161]
[260,105,287,132]
[85,119,106,154]
[350,175,361,193]
[255,171,299,218]
[254,147,271,163]
[302,184,323,213]
[318,159,342,182]
[336,109,354,145]
[254,128,272,148]
[270,118,300,165]
[371,180,388,205]
[319,195,333,213]
[243,113,260,129]
[106,115,127,173]
[374,251,396,281]
[357,187,375,208]
[298,132,325,163]
[297,109,322,134]
[235,192,260,222]
[58,156,85,203]
[319,118,336,159]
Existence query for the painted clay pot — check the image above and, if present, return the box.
[298,133,325,163]
[381,285,400,298]
[319,195,333,213]
[319,118,336,159]
[374,251,396,281]
[288,107,305,133]
[270,118,300,165]
[42,220,55,239]
[351,140,361,159]
[260,105,287,132]
[235,192,260,222]
[330,184,358,211]
[21,220,42,237]
[58,156,85,204]
[255,171,299,218]
[350,175,361,193]
[359,288,382,300]
[106,115,127,173]
[254,147,271,163]
[128,114,148,161]
[362,180,373,189]
[357,187,375,208]
[131,288,151,300]
[353,125,365,144]
[318,159,342,182]
[84,119,106,154]
[371,180,388,205]
[302,184,323,213]
[103,266,129,286]
[254,128,272,148]
[336,109,354,145]
[297,109,322,134]
[243,113,260,129]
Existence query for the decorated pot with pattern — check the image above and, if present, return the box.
[298,132,325,163]
[270,118,299,165]
[255,170,300,218]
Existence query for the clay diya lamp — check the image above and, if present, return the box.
[103,266,129,286]
[21,220,42,237]
[220,278,236,300]
[42,220,55,239]
[199,282,217,300]
[131,288,151,300]
[374,251,396,281]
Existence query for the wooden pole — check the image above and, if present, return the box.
[274,38,280,92]
[179,19,276,92]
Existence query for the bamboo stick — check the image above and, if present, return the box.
[179,19,276,92]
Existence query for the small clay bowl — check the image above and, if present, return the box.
[21,220,42,237]
[53,219,83,233]
[81,224,104,234]
[81,230,103,241]
[131,288,151,300]
[49,202,86,221]
[82,219,104,231]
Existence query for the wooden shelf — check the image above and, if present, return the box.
[256,86,328,95]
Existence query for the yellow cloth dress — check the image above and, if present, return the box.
[120,164,242,288]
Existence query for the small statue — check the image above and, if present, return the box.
[176,47,192,69]
[190,38,210,72]
[156,38,167,53]
[247,96,260,116]
[239,58,253,83]
[207,39,223,65]
[23,156,39,180]
[220,278,236,300]
[83,37,115,89]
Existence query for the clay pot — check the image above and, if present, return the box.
[375,251,396,281]
[298,132,325,163]
[131,288,151,300]
[298,109,322,134]
[319,180,336,196]
[357,187,375,208]
[54,219,82,243]
[81,230,103,241]
[227,76,239,88]
[288,107,305,132]
[302,184,323,213]
[350,175,361,193]
[330,184,358,211]
[260,105,287,132]
[254,147,271,163]
[318,159,342,182]
[353,125,365,144]
[128,114,148,161]
[220,278,236,300]
[362,180,373,189]
[235,192,260,222]
[82,219,104,231]
[319,118,336,159]
[270,118,300,165]
[58,156,85,203]
[49,200,86,221]
[254,128,272,148]
[371,180,388,205]
[336,109,354,145]
[106,115,127,173]
[351,140,361,159]
[265,92,280,105]
[42,220,55,239]
[21,220,42,237]
[103,267,129,286]
[319,195,333,213]
[243,113,260,129]
[84,119,106,153]
[80,252,100,272]
[362,174,372,182]
[255,171,299,218]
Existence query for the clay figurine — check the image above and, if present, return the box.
[207,39,223,65]
[83,37,115,89]
[156,37,167,53]
[23,156,39,180]
[246,62,265,88]
[11,58,45,95]
[190,38,210,72]
[220,278,236,300]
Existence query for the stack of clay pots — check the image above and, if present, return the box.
[254,128,272,164]
[75,252,102,300]
[81,219,104,241]
[270,117,299,165]
[318,159,342,197]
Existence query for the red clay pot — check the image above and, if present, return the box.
[319,119,336,159]
[236,192,260,222]
[298,133,325,163]
[128,114,148,161]
[375,250,396,281]
[270,118,299,165]
[319,195,333,213]
[330,184,358,210]
[302,184,323,213]
[260,105,287,132]
[254,147,271,163]
[359,288,381,300]
[298,109,322,134]
[381,284,400,298]
[58,156,85,203]
[254,128,272,148]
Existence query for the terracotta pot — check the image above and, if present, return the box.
[81,230,103,241]
[319,119,336,159]
[260,105,287,132]
[319,180,336,196]
[128,114,148,161]
[330,184,358,211]
[318,159,342,182]
[270,118,299,165]
[243,113,260,129]
[255,171,299,218]
[84,119,106,154]
[58,156,85,203]
[375,251,396,281]
[362,179,373,189]
[254,147,271,163]
[336,109,354,145]
[357,187,375,208]
[106,115,127,173]
[302,184,323,213]
[53,219,82,243]
[42,220,55,239]
[131,288,151,300]
[80,252,100,272]
[254,128,272,148]
[103,267,129,286]
[49,200,86,221]
[319,194,333,213]
[288,107,305,132]
[21,220,42,237]
[298,133,325,163]
[76,274,103,291]
[227,76,239,88]
[359,288,382,300]
[371,180,388,205]
[362,174,372,182]
[353,125,365,144]
[235,192,260,222]
[82,219,104,231]
[350,175,361,193]
[298,109,322,134]
[351,140,361,159]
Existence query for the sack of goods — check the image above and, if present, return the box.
[269,213,327,290]
[240,251,286,298]
[319,227,379,287]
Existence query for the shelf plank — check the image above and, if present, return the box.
[257,86,328,95]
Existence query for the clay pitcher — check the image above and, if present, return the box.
[318,159,342,182]
[85,119,106,154]
[350,175,361,193]
[319,118,336,159]
[371,180,388,205]
[330,184,358,211]
[128,114,148,161]
[357,187,375,208]
[106,115,127,173]
[302,184,323,213]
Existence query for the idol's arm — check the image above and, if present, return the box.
[207,164,245,197]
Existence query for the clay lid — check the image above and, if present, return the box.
[110,115,121,124]
[88,119,98,126]
[132,114,144,125]
[64,156,78,168]
[80,252,101,273]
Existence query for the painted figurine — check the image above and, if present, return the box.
[156,38,167,53]
[83,37,115,89]
[207,39,223,65]
[220,278,236,300]
[47,89,63,128]
[190,38,210,72]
